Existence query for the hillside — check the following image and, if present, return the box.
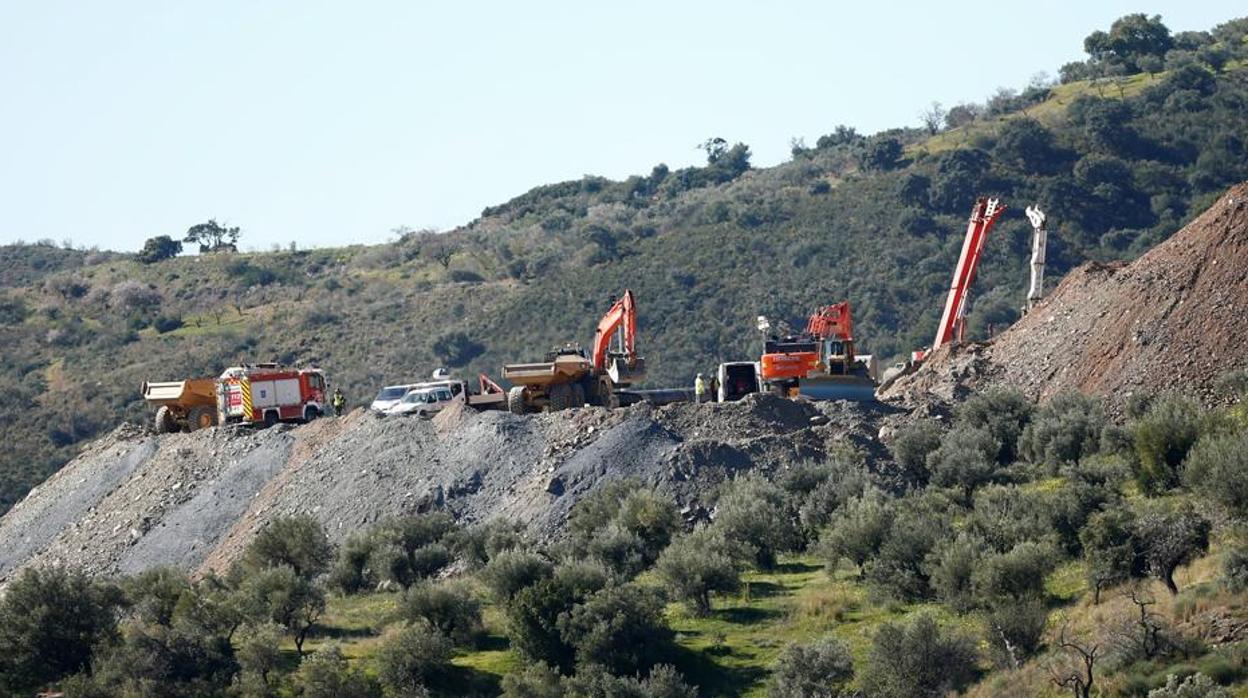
[1,16,1247,519]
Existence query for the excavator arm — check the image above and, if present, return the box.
[590,289,639,373]
[805,301,854,342]
[932,197,1006,351]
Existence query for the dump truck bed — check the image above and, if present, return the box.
[501,355,592,387]
[141,378,217,406]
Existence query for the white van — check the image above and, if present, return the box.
[371,384,420,412]
[388,386,456,417]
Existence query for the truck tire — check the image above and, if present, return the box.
[304,405,320,422]
[507,386,528,416]
[598,376,619,409]
[154,406,174,434]
[549,383,574,412]
[571,383,586,409]
[187,405,216,432]
[263,410,279,428]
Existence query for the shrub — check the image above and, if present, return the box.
[0,566,121,693]
[1133,395,1204,494]
[1222,538,1248,592]
[656,525,745,615]
[505,564,608,671]
[556,584,673,675]
[818,491,891,571]
[888,420,942,489]
[234,565,325,655]
[1182,431,1248,517]
[1134,500,1211,595]
[567,480,680,577]
[713,476,798,569]
[84,619,236,695]
[430,330,485,367]
[926,425,1001,497]
[1081,508,1143,603]
[860,614,978,698]
[137,235,182,264]
[401,580,484,647]
[971,541,1056,605]
[152,314,184,333]
[769,636,855,697]
[501,661,564,698]
[481,550,554,602]
[967,484,1054,553]
[956,388,1033,464]
[985,597,1049,669]
[112,280,162,312]
[561,663,698,698]
[448,519,526,568]
[293,643,378,698]
[240,514,333,580]
[927,533,983,613]
[328,531,376,594]
[1148,672,1231,697]
[375,620,452,697]
[863,494,952,602]
[234,621,284,695]
[1019,392,1105,468]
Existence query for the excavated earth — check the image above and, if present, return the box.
[0,394,904,583]
[881,183,1248,414]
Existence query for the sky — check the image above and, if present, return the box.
[0,1,1241,252]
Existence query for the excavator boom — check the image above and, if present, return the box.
[932,197,1006,351]
[590,289,639,372]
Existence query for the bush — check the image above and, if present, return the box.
[0,566,121,693]
[1149,672,1231,697]
[375,620,452,697]
[1133,395,1204,494]
[561,663,698,698]
[1134,500,1211,595]
[860,614,978,697]
[504,563,608,671]
[655,525,745,615]
[481,550,555,602]
[1081,507,1143,603]
[234,565,325,655]
[926,425,1001,497]
[927,533,983,613]
[234,621,284,696]
[888,420,942,489]
[137,235,182,264]
[152,314,184,333]
[401,580,484,647]
[354,513,459,589]
[556,584,673,675]
[567,480,680,577]
[985,597,1049,669]
[293,643,378,698]
[818,491,891,571]
[1222,538,1248,592]
[956,388,1033,464]
[714,476,799,569]
[1019,392,1105,468]
[240,514,333,580]
[430,330,485,367]
[84,619,237,696]
[501,661,564,698]
[1182,431,1248,517]
[769,636,855,697]
[863,494,952,602]
[971,541,1056,605]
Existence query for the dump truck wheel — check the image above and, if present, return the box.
[263,410,279,428]
[548,383,574,412]
[598,377,619,409]
[507,386,528,416]
[154,406,174,434]
[304,406,320,422]
[187,405,216,432]
[571,383,586,408]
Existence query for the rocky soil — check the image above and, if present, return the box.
[0,394,898,583]
[882,183,1248,414]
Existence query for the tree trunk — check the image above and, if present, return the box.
[1163,569,1179,595]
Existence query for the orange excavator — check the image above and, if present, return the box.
[501,290,646,414]
[758,301,878,402]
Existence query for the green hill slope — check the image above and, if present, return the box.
[1,14,1247,513]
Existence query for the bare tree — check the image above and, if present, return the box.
[920,101,946,135]
[1048,624,1100,698]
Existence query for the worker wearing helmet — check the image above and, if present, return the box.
[332,388,346,416]
[695,373,707,404]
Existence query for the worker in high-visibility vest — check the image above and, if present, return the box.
[695,373,707,404]
[332,388,346,416]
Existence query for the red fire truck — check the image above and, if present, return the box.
[216,363,328,427]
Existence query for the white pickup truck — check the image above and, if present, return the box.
[387,386,457,417]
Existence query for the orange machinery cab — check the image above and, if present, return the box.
[760,337,821,381]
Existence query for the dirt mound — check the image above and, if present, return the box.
[0,395,890,583]
[882,183,1248,413]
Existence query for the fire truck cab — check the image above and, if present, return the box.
[216,363,328,428]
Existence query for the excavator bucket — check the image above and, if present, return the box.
[606,356,645,386]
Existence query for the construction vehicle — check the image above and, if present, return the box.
[143,378,219,433]
[502,290,645,414]
[717,361,762,402]
[217,363,328,427]
[757,301,879,402]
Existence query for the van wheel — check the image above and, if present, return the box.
[304,406,320,422]
[187,405,216,431]
[507,387,528,416]
[263,411,279,428]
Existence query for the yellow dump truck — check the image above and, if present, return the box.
[142,378,219,433]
